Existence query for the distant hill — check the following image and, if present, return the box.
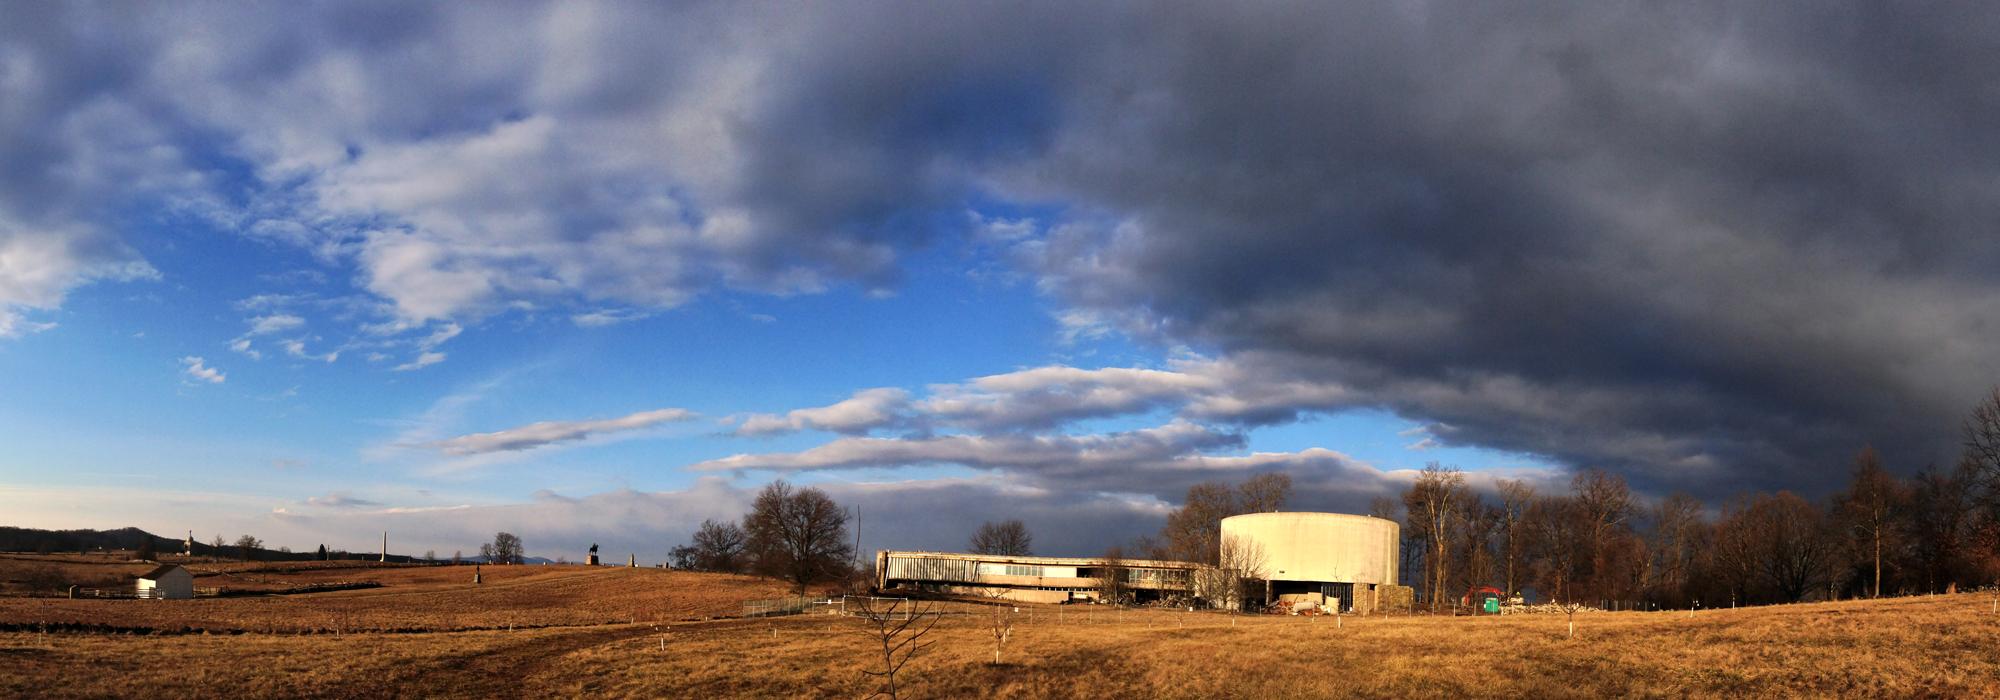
[0,526,427,563]
[0,526,179,555]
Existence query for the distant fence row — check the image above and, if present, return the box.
[71,586,223,599]
[743,595,929,619]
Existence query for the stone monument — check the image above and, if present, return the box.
[585,543,600,566]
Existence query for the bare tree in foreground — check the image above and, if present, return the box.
[988,606,1015,665]
[969,519,1033,556]
[854,598,941,700]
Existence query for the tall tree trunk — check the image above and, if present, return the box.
[1872,530,1881,598]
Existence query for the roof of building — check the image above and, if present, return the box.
[878,550,1200,570]
[137,564,187,580]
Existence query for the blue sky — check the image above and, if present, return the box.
[5,3,1995,559]
[0,210,1543,557]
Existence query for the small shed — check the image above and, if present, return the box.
[136,564,194,600]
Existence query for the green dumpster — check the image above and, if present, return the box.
[1482,597,1500,614]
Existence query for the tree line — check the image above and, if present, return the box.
[1391,388,2000,611]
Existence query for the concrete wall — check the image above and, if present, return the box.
[1220,512,1399,586]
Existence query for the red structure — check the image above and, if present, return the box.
[1461,585,1505,611]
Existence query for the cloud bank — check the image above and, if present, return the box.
[428,408,697,456]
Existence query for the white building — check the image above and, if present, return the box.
[1220,511,1401,613]
[135,564,194,600]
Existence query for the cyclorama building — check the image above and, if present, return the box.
[875,551,1199,604]
[1221,511,1400,614]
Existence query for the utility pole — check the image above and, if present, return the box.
[381,531,388,562]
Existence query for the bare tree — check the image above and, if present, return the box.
[672,519,749,572]
[1649,492,1704,606]
[968,520,1033,556]
[1453,500,1501,600]
[1160,481,1238,566]
[1096,546,1130,604]
[1908,458,1979,593]
[1368,496,1399,521]
[744,480,854,594]
[1571,469,1632,598]
[1404,462,1468,612]
[480,532,525,565]
[1731,492,1837,602]
[987,606,1015,666]
[1965,387,2000,483]
[1194,534,1267,611]
[1238,473,1293,513]
[1834,447,1906,598]
[1705,496,1761,606]
[1496,479,1536,598]
[1129,533,1171,561]
[854,598,941,700]
[233,534,262,561]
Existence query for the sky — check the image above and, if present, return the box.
[3,2,1997,561]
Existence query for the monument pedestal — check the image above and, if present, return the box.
[585,554,600,566]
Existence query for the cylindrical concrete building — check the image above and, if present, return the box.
[1220,511,1400,613]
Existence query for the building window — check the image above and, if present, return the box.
[1004,564,1043,577]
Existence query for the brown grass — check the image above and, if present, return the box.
[2,575,1997,699]
[0,556,789,632]
[544,595,2000,699]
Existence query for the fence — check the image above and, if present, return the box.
[743,596,834,617]
[72,586,223,599]
[839,596,917,619]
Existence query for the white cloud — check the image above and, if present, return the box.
[696,420,1240,475]
[572,308,650,327]
[734,388,911,436]
[304,492,381,508]
[1054,309,1113,345]
[0,226,158,338]
[228,338,262,360]
[908,355,1355,431]
[246,313,305,335]
[392,351,446,372]
[427,407,699,455]
[969,210,1038,243]
[280,338,339,363]
[180,356,226,384]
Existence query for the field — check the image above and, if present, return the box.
[2,554,1998,698]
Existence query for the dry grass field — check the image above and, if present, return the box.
[0,556,789,632]
[1,554,1996,699]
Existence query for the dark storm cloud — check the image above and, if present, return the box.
[1012,3,2000,495]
